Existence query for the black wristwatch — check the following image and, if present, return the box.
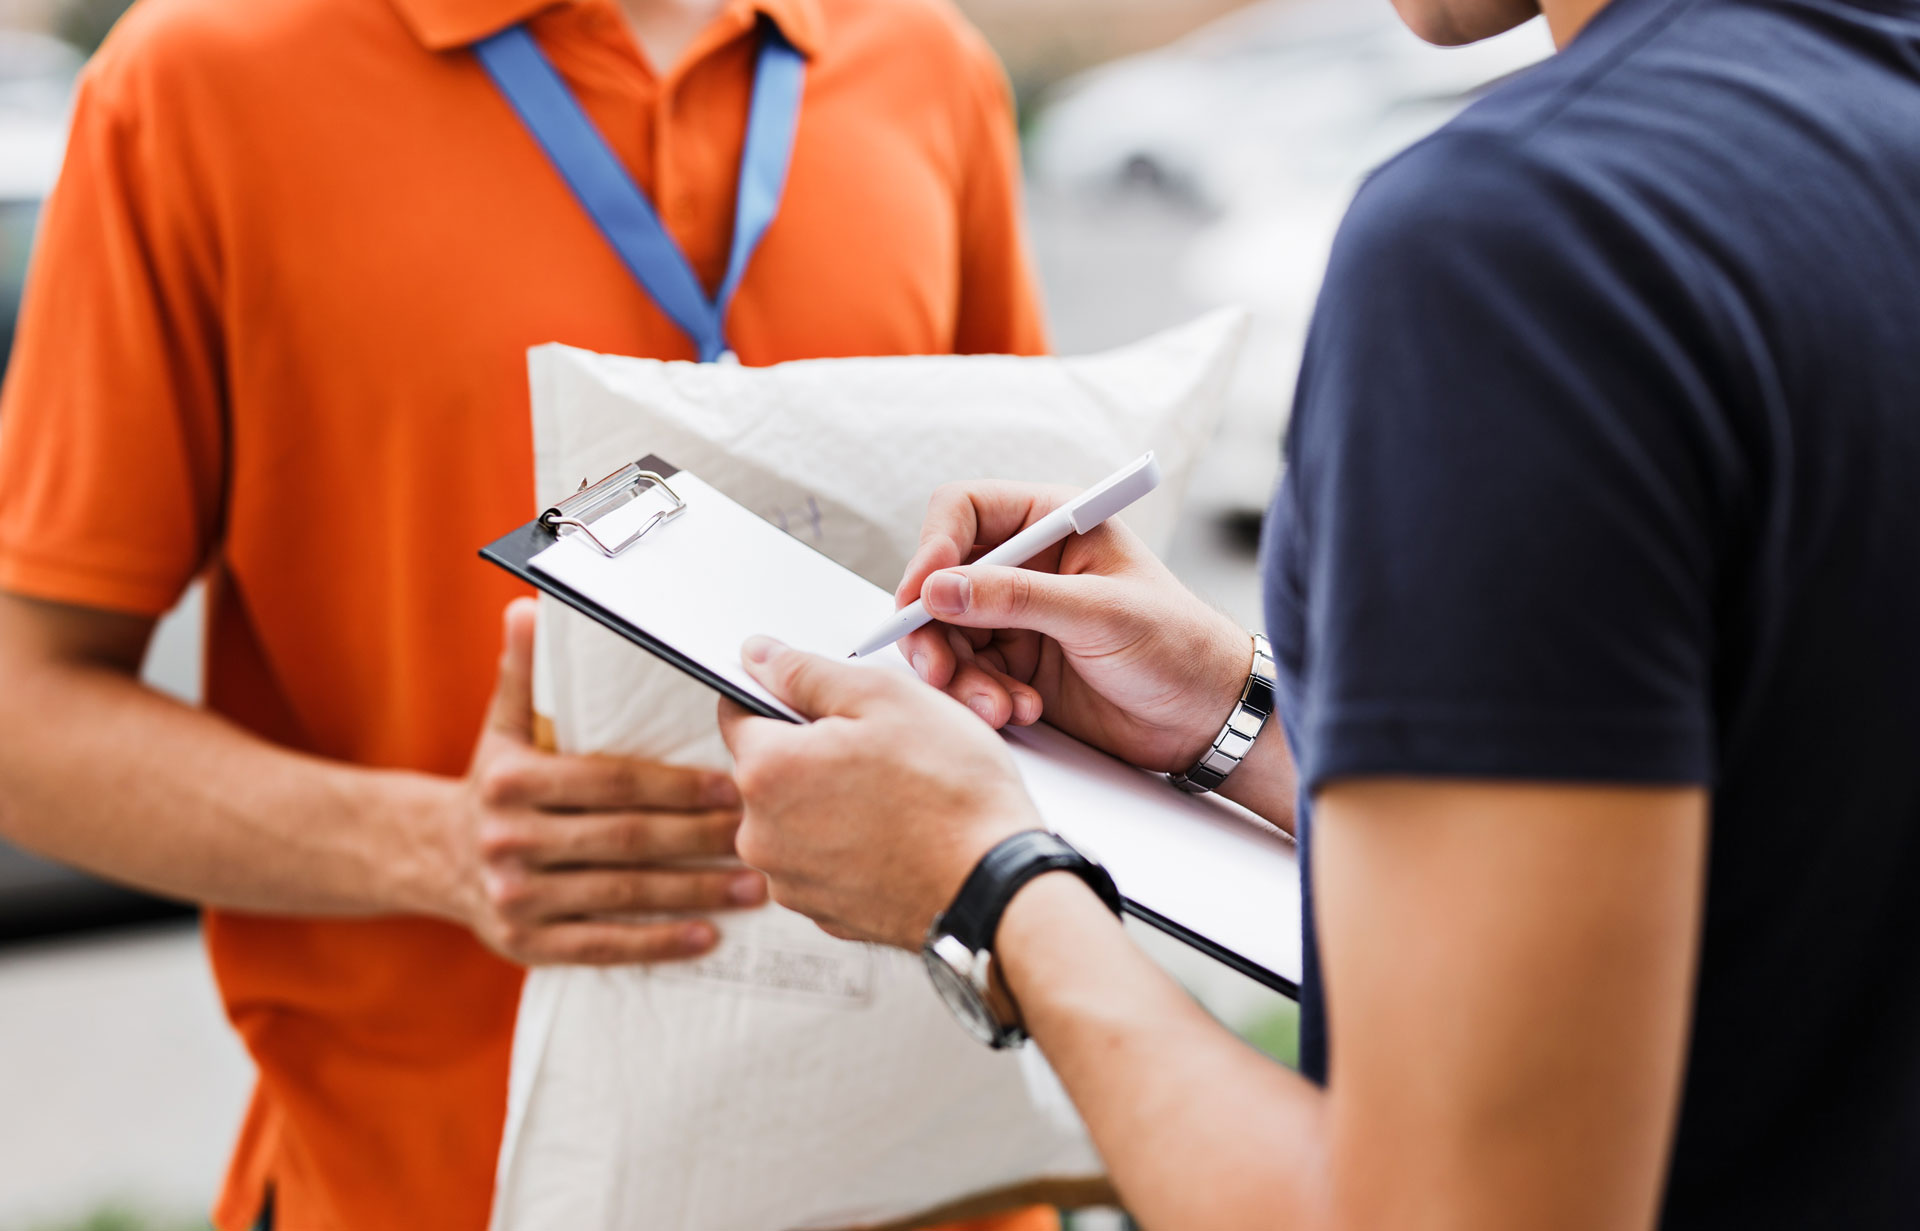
[921,830,1123,1049]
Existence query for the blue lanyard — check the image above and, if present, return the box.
[474,23,805,362]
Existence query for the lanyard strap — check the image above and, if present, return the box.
[474,23,805,362]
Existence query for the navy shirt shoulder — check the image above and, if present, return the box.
[1265,0,1920,1224]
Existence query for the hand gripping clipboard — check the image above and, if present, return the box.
[482,455,1303,997]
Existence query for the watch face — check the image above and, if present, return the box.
[923,939,1000,1046]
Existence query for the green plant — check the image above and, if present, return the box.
[1240,999,1301,1068]
[24,1203,204,1231]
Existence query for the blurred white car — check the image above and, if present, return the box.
[1028,0,1554,509]
[1029,0,1551,213]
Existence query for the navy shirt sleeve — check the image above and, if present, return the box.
[1279,130,1739,793]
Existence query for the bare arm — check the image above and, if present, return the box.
[995,780,1704,1230]
[717,642,1703,1230]
[0,591,456,915]
[0,592,765,962]
[721,473,1707,1226]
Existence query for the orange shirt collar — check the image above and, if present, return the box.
[391,0,824,57]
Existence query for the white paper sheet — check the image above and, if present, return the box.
[531,471,1302,989]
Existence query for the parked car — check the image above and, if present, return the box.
[1027,0,1554,509]
[1028,0,1550,213]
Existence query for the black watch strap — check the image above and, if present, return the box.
[938,830,1123,954]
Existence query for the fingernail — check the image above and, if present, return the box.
[742,635,781,665]
[910,651,930,679]
[731,873,767,904]
[705,775,741,807]
[925,572,971,616]
[682,922,717,950]
[968,696,995,722]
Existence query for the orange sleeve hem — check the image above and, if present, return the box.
[0,536,190,617]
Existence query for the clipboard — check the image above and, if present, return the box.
[482,456,785,718]
[483,455,1302,998]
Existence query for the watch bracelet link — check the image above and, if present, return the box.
[1169,632,1277,794]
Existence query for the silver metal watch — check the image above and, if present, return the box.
[1168,632,1277,794]
[923,931,1018,1049]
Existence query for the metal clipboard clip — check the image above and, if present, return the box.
[538,462,687,558]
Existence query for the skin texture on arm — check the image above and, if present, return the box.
[0,592,450,917]
[1311,782,1702,1230]
[721,631,1705,1230]
[992,781,1703,1231]
[0,592,763,963]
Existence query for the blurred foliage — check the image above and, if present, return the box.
[1241,999,1301,1068]
[55,0,135,54]
[24,1205,202,1231]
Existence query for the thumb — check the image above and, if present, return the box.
[920,565,1130,650]
[742,636,892,720]
[485,597,538,742]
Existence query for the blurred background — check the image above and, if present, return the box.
[0,1,1549,1225]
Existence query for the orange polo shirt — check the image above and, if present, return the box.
[0,0,1052,1226]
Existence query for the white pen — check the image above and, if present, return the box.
[846,451,1163,659]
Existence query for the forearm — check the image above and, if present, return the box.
[1215,721,1298,834]
[0,652,456,918]
[997,873,1327,1230]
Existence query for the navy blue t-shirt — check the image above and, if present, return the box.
[1263,0,1920,1223]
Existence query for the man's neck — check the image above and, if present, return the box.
[1541,0,1613,47]
[618,0,731,73]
